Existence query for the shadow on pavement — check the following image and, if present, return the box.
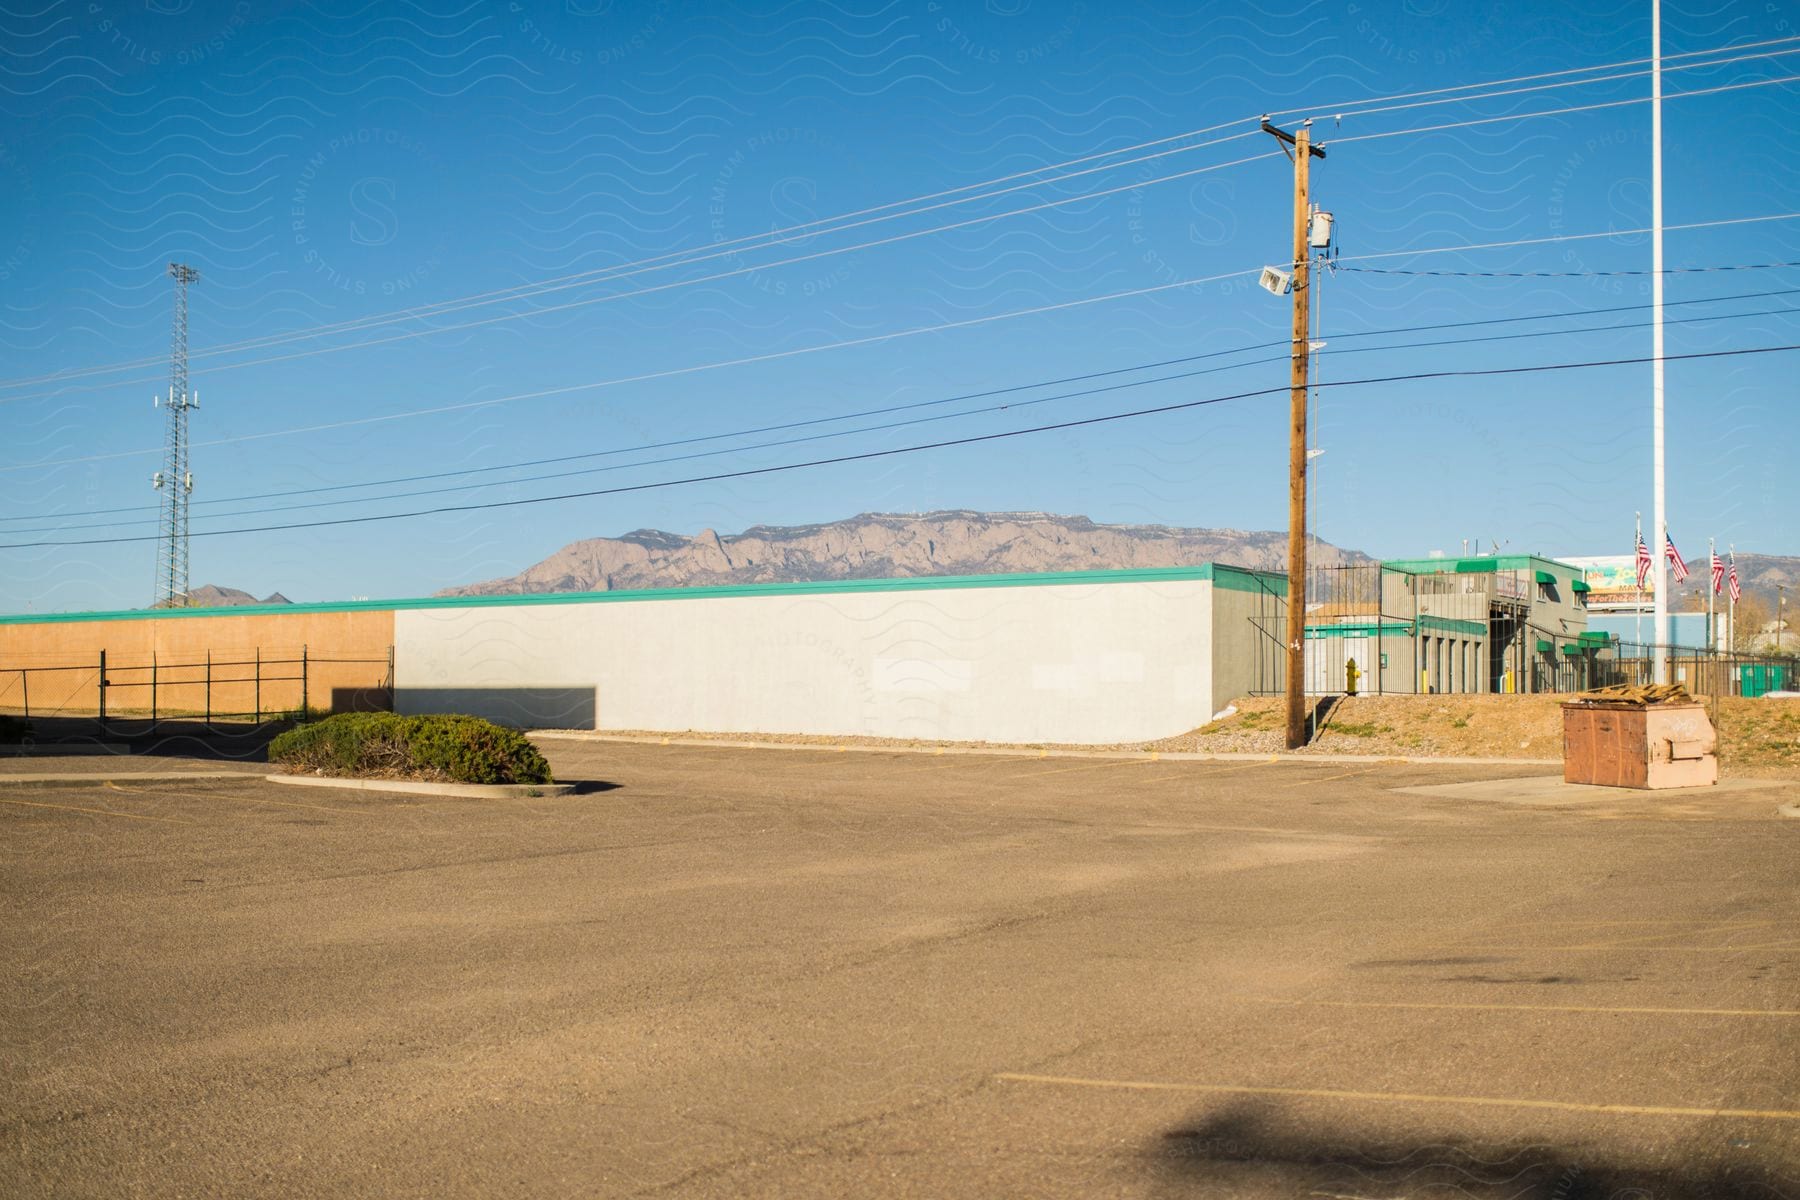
[1149,1102,1787,1199]
[4,715,287,762]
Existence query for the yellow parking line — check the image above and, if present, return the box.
[1007,757,1165,779]
[994,1072,1800,1121]
[1136,758,1281,783]
[0,795,192,825]
[1296,767,1379,785]
[103,778,363,817]
[1472,943,1800,953]
[1237,995,1800,1018]
[232,794,366,817]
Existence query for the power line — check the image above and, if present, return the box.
[6,342,1797,552]
[153,294,1789,528]
[14,282,1800,528]
[1330,70,1800,148]
[1288,31,1800,121]
[1318,40,1800,122]
[10,35,1795,398]
[1337,259,1800,278]
[0,133,1273,396]
[0,265,1262,471]
[10,225,1800,479]
[14,277,1800,527]
[6,49,1800,405]
[1335,211,1800,266]
[0,148,1287,409]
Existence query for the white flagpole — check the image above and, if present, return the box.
[1650,0,1669,682]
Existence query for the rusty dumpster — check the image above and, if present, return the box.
[1562,695,1717,789]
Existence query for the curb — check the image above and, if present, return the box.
[528,730,1561,769]
[267,775,574,800]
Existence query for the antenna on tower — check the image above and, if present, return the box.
[154,262,200,608]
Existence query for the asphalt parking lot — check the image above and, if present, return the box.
[2,741,1796,1198]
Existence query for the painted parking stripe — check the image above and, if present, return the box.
[1135,758,1280,783]
[0,795,193,825]
[994,1072,1800,1121]
[1237,995,1800,1018]
[1005,757,1165,779]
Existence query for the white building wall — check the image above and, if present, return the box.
[394,578,1216,745]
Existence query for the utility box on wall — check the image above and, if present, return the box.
[1561,700,1718,790]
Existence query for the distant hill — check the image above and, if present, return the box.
[156,585,294,609]
[1671,552,1800,623]
[435,510,1373,598]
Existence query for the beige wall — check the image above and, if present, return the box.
[0,609,393,717]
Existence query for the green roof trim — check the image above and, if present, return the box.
[1305,622,1411,638]
[1382,554,1584,577]
[1417,615,1487,637]
[0,563,1290,626]
[1306,615,1484,638]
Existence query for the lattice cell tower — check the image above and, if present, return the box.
[153,262,200,608]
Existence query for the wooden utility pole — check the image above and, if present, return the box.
[1262,118,1326,750]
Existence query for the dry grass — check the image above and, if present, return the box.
[1155,693,1800,777]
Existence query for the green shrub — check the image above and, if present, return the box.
[269,712,552,785]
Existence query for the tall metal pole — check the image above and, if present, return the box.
[1650,0,1669,682]
[1262,118,1325,750]
[154,262,199,608]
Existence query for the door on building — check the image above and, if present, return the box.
[1306,635,1371,694]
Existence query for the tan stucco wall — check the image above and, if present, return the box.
[0,609,394,717]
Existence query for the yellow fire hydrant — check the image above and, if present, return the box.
[1345,657,1361,696]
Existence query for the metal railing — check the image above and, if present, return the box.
[0,645,394,731]
[1249,564,1482,696]
[1537,640,1800,697]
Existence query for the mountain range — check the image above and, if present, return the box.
[433,510,1371,597]
[154,585,292,609]
[191,511,1799,612]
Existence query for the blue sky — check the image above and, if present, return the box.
[1,0,1797,611]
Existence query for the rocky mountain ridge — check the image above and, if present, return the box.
[435,510,1372,598]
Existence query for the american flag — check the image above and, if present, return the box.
[1711,549,1725,596]
[1729,553,1742,603]
[1666,532,1689,583]
[1635,531,1652,589]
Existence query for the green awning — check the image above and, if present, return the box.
[1571,579,1591,593]
[1535,570,1556,584]
[1535,639,1554,653]
[1578,630,1610,644]
[1561,643,1583,656]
